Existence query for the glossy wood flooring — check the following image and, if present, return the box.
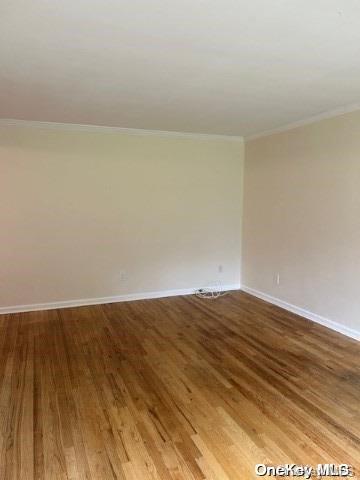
[0,291,359,479]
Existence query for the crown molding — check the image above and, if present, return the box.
[245,102,360,141]
[0,118,243,142]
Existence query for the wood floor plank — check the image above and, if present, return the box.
[0,291,359,479]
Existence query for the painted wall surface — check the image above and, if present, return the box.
[243,110,360,331]
[1,126,243,307]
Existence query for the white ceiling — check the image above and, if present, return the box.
[1,0,360,137]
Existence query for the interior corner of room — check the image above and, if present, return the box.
[2,112,360,340]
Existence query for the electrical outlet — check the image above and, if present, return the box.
[118,270,127,281]
[218,265,223,273]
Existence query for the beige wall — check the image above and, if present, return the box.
[243,110,360,332]
[1,125,243,308]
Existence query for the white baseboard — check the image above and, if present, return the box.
[242,286,360,341]
[0,283,241,315]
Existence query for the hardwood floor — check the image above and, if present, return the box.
[0,291,359,479]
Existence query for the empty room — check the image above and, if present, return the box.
[1,1,359,479]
